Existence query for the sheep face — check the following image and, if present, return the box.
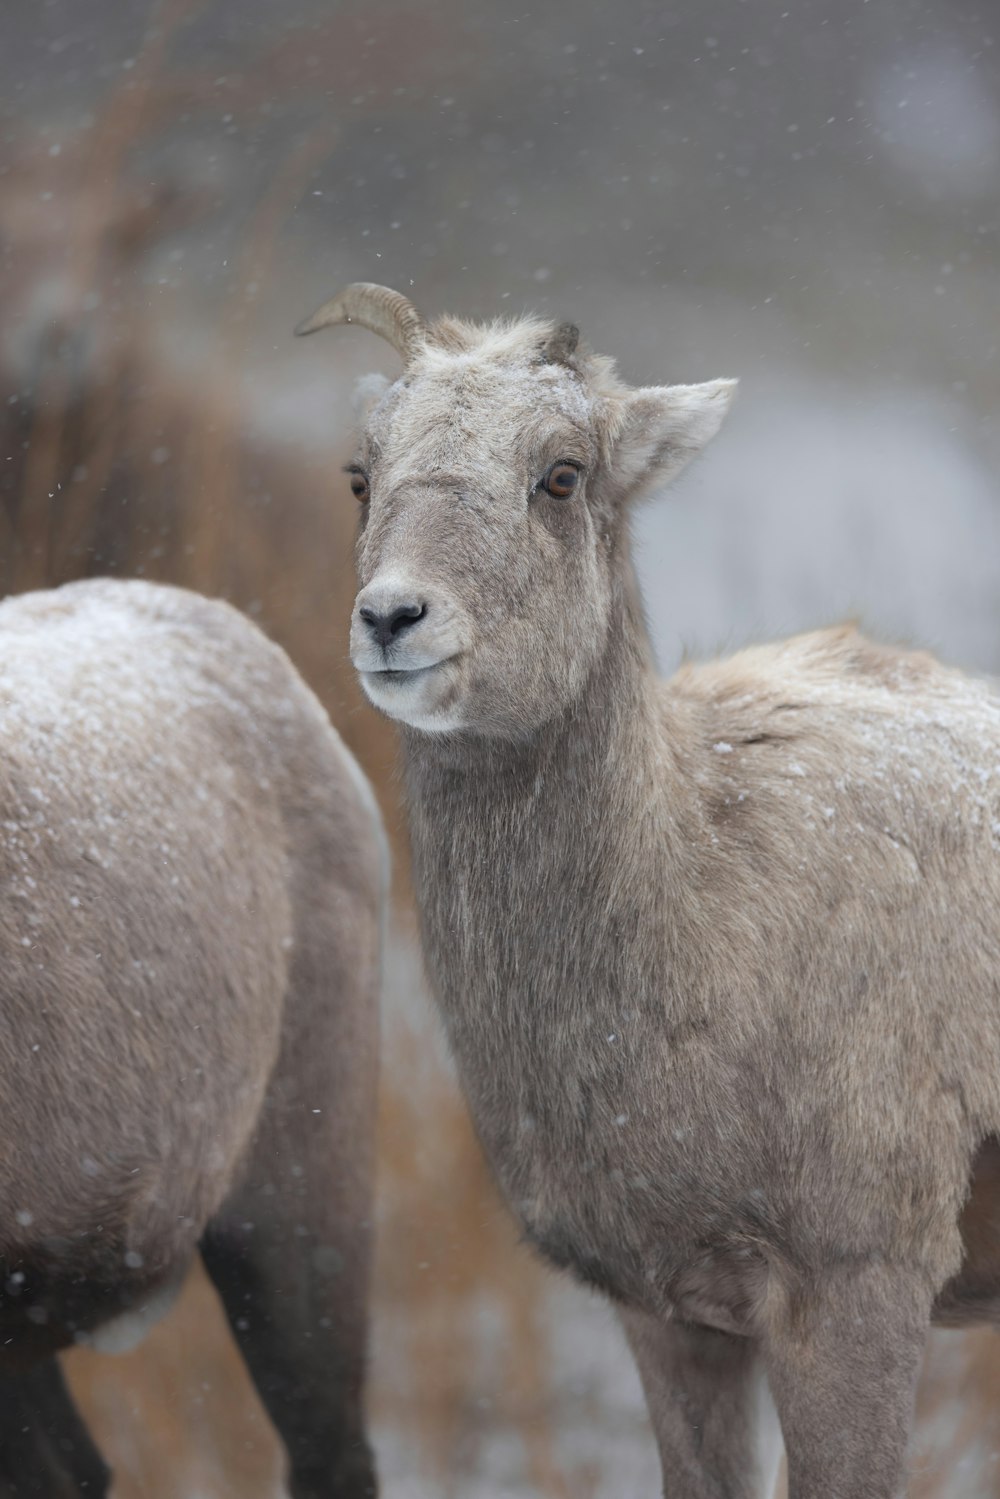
[303,289,735,738]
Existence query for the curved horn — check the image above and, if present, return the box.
[294,282,427,363]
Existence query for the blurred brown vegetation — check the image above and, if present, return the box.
[1,45,376,791]
[3,5,1000,1495]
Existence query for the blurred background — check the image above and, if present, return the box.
[2,0,999,1493]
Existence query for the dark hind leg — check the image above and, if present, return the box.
[933,1135,1000,1327]
[202,845,381,1499]
[0,1358,109,1498]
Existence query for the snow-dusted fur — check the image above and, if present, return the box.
[0,578,382,1499]
[303,283,1000,1499]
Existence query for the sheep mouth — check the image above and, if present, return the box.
[374,665,436,682]
[358,655,465,731]
[361,657,457,685]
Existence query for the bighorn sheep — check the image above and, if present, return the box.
[0,578,382,1499]
[299,282,1000,1499]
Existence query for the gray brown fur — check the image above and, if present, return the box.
[302,282,1000,1498]
[0,578,383,1498]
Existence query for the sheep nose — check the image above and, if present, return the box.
[359,600,427,650]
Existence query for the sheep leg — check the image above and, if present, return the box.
[200,1053,377,1497]
[201,869,379,1499]
[761,1263,931,1499]
[0,1357,109,1497]
[619,1308,782,1498]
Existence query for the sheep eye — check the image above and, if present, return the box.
[543,462,580,498]
[347,467,370,503]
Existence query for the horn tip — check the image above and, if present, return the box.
[294,310,356,337]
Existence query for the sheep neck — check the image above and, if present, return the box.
[400,572,685,1180]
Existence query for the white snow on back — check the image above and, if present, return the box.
[0,580,303,885]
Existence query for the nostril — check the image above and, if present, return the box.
[359,601,428,650]
[388,602,427,636]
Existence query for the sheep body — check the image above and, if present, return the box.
[0,578,382,1497]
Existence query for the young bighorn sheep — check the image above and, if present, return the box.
[0,578,382,1499]
[298,282,1000,1499]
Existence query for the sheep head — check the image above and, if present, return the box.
[298,283,736,738]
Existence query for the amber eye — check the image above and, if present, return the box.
[348,468,370,503]
[543,462,580,498]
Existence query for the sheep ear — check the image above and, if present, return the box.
[609,379,737,499]
[352,372,391,422]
